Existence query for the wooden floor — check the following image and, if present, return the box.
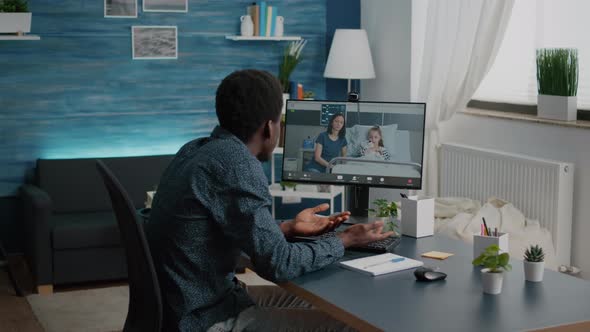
[0,269,43,332]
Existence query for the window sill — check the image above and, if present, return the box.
[461,108,590,130]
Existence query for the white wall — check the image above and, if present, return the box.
[360,0,412,204]
[361,0,412,101]
[441,113,590,279]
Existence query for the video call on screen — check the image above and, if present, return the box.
[281,100,426,189]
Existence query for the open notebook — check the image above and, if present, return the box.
[339,253,423,276]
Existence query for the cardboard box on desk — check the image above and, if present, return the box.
[401,196,434,238]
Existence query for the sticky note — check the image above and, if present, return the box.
[421,251,454,260]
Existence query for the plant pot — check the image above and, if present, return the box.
[282,93,289,114]
[481,268,504,295]
[0,13,32,34]
[537,94,577,121]
[524,261,544,282]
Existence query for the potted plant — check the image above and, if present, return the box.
[280,181,297,192]
[303,91,315,100]
[278,40,307,112]
[368,198,399,234]
[536,48,579,121]
[472,244,511,295]
[524,244,545,282]
[0,0,31,35]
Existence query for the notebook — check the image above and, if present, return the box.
[339,253,423,276]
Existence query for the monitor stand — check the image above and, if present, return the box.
[345,185,371,224]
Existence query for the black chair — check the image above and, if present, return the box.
[96,160,162,332]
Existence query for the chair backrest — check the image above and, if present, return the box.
[95,160,162,332]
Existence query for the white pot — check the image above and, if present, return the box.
[240,15,254,37]
[282,93,289,114]
[537,94,577,121]
[481,269,504,295]
[524,261,544,282]
[0,13,32,34]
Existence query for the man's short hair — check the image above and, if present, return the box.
[216,69,283,142]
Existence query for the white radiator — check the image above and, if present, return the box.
[439,143,574,266]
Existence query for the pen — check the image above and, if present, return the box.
[482,217,490,236]
[364,257,405,269]
[400,193,408,199]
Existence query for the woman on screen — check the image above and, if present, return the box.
[305,113,347,173]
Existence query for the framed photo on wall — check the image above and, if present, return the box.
[132,26,178,60]
[104,0,138,18]
[143,0,188,13]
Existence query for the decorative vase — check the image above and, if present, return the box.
[481,269,504,295]
[524,261,545,282]
[240,15,254,37]
[0,13,32,34]
[537,94,577,121]
[275,16,284,37]
[282,93,289,114]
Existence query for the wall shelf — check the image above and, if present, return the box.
[225,35,301,41]
[0,35,40,40]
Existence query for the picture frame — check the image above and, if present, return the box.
[132,26,178,60]
[143,0,188,13]
[104,0,138,18]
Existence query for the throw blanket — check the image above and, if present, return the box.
[434,197,557,270]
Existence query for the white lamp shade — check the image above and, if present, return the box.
[324,29,376,79]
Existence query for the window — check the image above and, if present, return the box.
[472,0,590,111]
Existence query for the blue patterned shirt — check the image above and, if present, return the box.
[146,126,345,332]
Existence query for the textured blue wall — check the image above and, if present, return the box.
[0,0,327,196]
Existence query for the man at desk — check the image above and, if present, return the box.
[146,69,393,332]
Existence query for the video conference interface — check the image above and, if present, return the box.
[281,100,426,189]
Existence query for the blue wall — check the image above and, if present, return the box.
[0,0,328,196]
[326,0,361,100]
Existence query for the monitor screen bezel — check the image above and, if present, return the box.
[280,99,427,189]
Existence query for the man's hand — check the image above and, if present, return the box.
[337,221,395,248]
[281,204,351,237]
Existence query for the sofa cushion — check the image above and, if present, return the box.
[51,212,122,250]
[37,155,174,213]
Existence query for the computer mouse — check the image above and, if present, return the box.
[414,267,447,282]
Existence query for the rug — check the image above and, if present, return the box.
[26,271,274,332]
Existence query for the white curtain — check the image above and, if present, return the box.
[412,0,515,196]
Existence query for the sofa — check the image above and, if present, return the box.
[19,155,173,294]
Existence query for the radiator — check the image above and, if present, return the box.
[439,143,574,266]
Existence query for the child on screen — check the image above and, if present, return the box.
[360,126,390,161]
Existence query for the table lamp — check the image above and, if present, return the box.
[324,29,376,98]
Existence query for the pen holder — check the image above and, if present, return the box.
[473,233,509,259]
[401,196,434,238]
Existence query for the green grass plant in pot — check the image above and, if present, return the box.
[0,0,32,35]
[524,244,545,282]
[472,244,511,295]
[368,198,399,235]
[536,48,579,121]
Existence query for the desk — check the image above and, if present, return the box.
[280,236,590,332]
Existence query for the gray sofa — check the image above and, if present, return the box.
[19,155,173,293]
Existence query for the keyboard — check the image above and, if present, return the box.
[295,231,402,253]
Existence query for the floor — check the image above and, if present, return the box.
[0,269,43,332]
[0,254,273,332]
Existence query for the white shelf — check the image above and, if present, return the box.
[225,35,301,41]
[269,183,345,199]
[0,34,40,40]
[273,147,284,154]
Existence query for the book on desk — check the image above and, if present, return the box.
[339,253,423,276]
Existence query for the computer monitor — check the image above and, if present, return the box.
[281,99,426,218]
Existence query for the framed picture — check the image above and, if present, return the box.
[143,0,188,13]
[132,26,178,60]
[104,0,138,18]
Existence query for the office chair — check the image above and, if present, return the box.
[96,160,162,332]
